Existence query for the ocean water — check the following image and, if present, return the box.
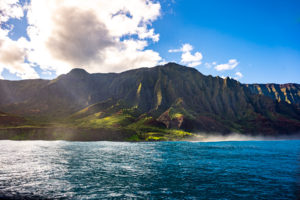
[0,140,299,199]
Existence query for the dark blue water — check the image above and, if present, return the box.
[0,140,299,199]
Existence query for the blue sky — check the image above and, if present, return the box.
[0,0,299,83]
[152,0,300,83]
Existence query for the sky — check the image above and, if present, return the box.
[0,0,299,83]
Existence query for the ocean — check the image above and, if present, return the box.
[0,140,299,199]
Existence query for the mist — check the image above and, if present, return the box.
[188,133,300,142]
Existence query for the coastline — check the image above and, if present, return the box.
[1,127,299,142]
[0,127,135,141]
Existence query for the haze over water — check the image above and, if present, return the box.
[0,140,299,199]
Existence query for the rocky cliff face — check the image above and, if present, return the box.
[0,63,299,135]
[246,84,300,105]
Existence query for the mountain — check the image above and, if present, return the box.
[0,79,50,106]
[246,83,300,106]
[0,111,28,127]
[0,63,299,141]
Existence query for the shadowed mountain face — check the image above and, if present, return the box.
[0,111,27,127]
[0,63,299,135]
[246,84,300,106]
[0,79,50,107]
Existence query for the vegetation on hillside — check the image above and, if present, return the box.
[0,63,299,141]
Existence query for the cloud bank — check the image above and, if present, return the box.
[0,0,163,78]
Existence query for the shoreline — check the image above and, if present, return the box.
[0,127,135,141]
[0,127,299,142]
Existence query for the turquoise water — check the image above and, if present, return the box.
[0,140,299,199]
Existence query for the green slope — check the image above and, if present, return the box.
[0,63,299,140]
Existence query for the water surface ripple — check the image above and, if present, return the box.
[0,140,299,199]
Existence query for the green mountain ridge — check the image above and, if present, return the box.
[246,83,300,105]
[0,63,299,141]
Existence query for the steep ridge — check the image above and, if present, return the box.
[0,63,299,137]
[246,83,300,105]
[0,79,50,106]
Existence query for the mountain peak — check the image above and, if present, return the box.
[67,68,89,78]
[160,62,201,75]
[163,62,187,68]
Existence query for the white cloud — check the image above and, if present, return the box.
[169,43,203,67]
[0,0,163,79]
[215,59,239,71]
[158,59,168,65]
[25,0,162,75]
[181,51,203,63]
[168,49,179,53]
[169,43,193,53]
[204,61,217,69]
[187,61,201,67]
[0,38,39,79]
[0,0,24,23]
[42,71,52,75]
[181,44,193,52]
[0,1,39,79]
[235,71,243,79]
